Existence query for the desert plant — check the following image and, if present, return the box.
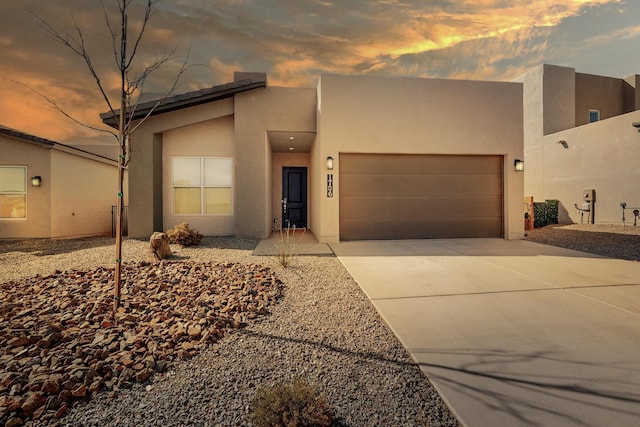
[166,222,203,247]
[274,222,305,267]
[251,378,333,427]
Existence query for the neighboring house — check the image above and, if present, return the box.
[102,72,524,242]
[0,126,121,239]
[515,64,640,224]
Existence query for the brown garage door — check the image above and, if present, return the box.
[339,154,503,240]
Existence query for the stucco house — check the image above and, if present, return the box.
[103,72,524,242]
[515,64,640,225]
[0,126,121,239]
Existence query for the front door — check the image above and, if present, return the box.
[282,167,307,229]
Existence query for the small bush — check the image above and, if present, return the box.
[251,378,333,427]
[166,222,203,246]
[534,199,559,228]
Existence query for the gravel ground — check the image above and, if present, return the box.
[0,237,459,427]
[525,223,640,261]
[3,225,637,426]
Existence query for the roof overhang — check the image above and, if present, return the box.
[100,73,267,128]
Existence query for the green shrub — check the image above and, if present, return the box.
[251,378,333,427]
[166,222,203,246]
[533,199,559,228]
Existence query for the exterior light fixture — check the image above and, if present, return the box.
[514,159,524,172]
[632,122,640,132]
[31,176,42,187]
[326,156,334,170]
[558,140,568,148]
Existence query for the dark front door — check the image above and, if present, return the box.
[282,167,307,229]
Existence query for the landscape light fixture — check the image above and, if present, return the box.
[326,156,334,170]
[31,176,42,187]
[514,159,524,172]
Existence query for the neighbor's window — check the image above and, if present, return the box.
[0,166,27,219]
[589,109,600,123]
[172,157,232,215]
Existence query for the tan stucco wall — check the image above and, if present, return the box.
[575,73,625,126]
[129,88,316,239]
[271,152,311,229]
[50,150,120,238]
[127,99,234,237]
[315,74,524,242]
[234,87,317,238]
[529,110,640,224]
[0,136,51,238]
[542,64,576,135]
[162,115,235,235]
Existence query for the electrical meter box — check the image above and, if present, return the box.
[583,189,595,202]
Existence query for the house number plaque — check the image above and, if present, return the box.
[327,174,333,198]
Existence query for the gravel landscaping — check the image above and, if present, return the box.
[0,237,459,427]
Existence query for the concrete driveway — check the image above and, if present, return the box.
[330,238,640,427]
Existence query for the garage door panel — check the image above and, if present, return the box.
[340,174,502,197]
[340,196,503,219]
[339,154,503,240]
[340,217,503,240]
[342,153,502,175]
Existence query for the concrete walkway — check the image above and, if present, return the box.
[330,238,640,427]
[253,230,334,256]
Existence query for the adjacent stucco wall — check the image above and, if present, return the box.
[162,116,235,235]
[575,73,625,126]
[315,74,524,242]
[519,64,640,224]
[50,150,120,238]
[271,152,311,229]
[234,87,316,239]
[0,136,51,238]
[532,110,640,224]
[542,64,576,135]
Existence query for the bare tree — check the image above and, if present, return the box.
[31,0,190,311]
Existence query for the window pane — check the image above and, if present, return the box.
[0,167,26,192]
[174,188,201,214]
[204,187,232,214]
[0,195,26,218]
[204,158,232,187]
[172,158,201,186]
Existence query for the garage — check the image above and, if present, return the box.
[339,153,503,240]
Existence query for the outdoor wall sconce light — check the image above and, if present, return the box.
[326,156,334,170]
[31,176,42,187]
[558,140,568,148]
[514,159,524,172]
[632,121,640,132]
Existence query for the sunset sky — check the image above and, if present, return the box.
[2,0,640,147]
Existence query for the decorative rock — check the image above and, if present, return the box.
[0,260,283,425]
[149,232,172,260]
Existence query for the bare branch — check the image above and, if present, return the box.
[126,0,155,69]
[30,10,120,122]
[12,80,118,140]
[100,0,120,68]
[128,51,194,137]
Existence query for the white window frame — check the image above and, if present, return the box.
[0,166,27,220]
[171,157,233,216]
[589,109,600,123]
